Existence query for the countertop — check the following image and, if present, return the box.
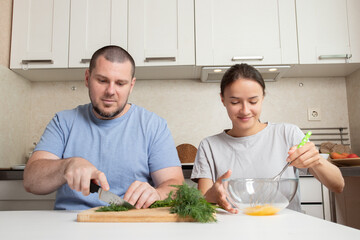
[0,169,23,180]
[338,166,360,176]
[0,209,359,240]
[2,165,360,181]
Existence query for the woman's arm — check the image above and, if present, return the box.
[309,158,344,193]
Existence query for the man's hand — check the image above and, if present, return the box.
[24,151,109,196]
[123,166,184,209]
[123,181,161,209]
[63,157,109,196]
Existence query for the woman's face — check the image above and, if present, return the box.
[221,78,264,136]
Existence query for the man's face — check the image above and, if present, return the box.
[85,55,136,119]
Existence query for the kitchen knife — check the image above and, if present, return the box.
[90,181,135,209]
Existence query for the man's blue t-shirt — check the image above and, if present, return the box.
[34,103,181,210]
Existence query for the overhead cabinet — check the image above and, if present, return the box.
[195,0,298,66]
[10,0,70,69]
[128,0,195,66]
[9,0,360,80]
[69,0,128,68]
[296,0,360,64]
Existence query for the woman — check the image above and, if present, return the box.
[191,64,344,213]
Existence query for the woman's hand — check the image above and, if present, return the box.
[203,170,238,214]
[287,141,344,193]
[286,142,322,168]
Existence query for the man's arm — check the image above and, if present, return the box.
[123,166,184,209]
[24,151,109,196]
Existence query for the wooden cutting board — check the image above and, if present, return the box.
[77,207,196,222]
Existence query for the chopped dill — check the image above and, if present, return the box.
[149,191,173,208]
[95,183,217,223]
[96,203,130,212]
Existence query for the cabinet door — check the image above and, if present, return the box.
[296,0,353,64]
[10,0,70,69]
[299,177,323,203]
[69,0,127,68]
[0,180,55,211]
[348,0,360,63]
[128,0,195,66]
[195,0,298,66]
[301,205,324,219]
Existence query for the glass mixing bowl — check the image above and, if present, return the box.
[223,178,298,216]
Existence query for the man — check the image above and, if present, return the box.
[24,45,184,210]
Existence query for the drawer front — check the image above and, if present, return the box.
[0,180,56,200]
[301,204,324,219]
[299,177,323,203]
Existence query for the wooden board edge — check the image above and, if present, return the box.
[77,207,197,223]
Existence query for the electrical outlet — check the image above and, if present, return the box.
[308,107,321,121]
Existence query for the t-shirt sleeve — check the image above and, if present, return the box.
[34,114,66,158]
[191,140,214,183]
[148,120,181,173]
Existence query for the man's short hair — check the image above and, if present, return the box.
[89,45,135,77]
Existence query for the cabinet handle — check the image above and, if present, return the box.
[232,56,264,61]
[318,54,352,60]
[80,59,91,63]
[144,57,176,62]
[21,59,53,64]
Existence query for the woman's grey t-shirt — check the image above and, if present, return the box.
[191,122,307,212]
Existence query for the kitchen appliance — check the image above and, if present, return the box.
[200,65,292,82]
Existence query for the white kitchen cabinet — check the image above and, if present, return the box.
[128,0,195,66]
[0,180,55,211]
[10,0,70,69]
[301,205,325,219]
[347,0,360,63]
[195,0,298,66]
[296,0,360,64]
[69,0,128,68]
[299,176,328,219]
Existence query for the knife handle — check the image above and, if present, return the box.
[90,181,100,193]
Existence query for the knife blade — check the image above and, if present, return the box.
[90,181,135,209]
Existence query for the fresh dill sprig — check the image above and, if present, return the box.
[170,183,217,223]
[150,183,217,223]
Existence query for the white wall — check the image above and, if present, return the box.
[346,68,360,154]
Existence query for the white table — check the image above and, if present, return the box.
[1,209,359,240]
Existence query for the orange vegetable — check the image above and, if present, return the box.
[330,152,349,159]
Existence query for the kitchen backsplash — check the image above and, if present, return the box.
[0,65,354,168]
[0,65,31,168]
